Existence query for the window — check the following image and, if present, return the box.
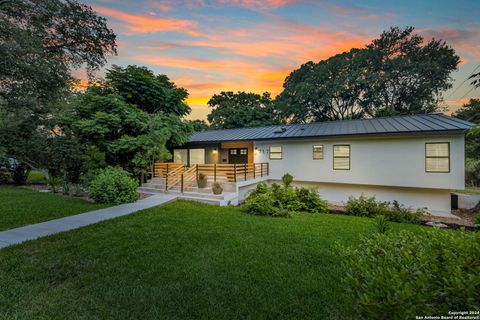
[240,149,247,155]
[425,143,450,173]
[173,149,188,165]
[333,145,350,170]
[269,146,282,160]
[189,149,205,165]
[230,149,237,155]
[313,145,324,159]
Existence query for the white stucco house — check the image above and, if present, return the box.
[140,114,472,217]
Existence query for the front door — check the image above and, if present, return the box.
[228,148,248,164]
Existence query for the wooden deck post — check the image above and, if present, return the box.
[214,164,217,182]
[181,173,184,193]
[253,163,256,179]
[244,164,247,181]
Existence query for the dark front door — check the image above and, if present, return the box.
[228,148,248,164]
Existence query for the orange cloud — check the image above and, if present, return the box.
[93,6,199,35]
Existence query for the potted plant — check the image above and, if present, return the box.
[197,173,208,188]
[212,182,223,195]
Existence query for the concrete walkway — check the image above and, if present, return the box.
[0,194,177,249]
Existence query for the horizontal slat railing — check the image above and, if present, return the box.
[154,162,183,178]
[153,162,269,187]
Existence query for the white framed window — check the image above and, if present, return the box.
[269,146,282,160]
[230,149,237,155]
[425,143,450,173]
[240,149,247,155]
[313,145,323,160]
[333,145,350,170]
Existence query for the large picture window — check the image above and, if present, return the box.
[313,145,324,160]
[425,143,450,173]
[173,149,188,165]
[333,145,350,170]
[269,146,282,160]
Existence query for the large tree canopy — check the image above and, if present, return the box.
[453,98,480,158]
[59,66,193,178]
[0,0,117,181]
[276,27,459,123]
[103,65,190,116]
[207,91,279,129]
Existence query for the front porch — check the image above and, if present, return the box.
[172,141,255,166]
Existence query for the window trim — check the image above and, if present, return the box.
[425,142,450,173]
[312,145,324,160]
[269,146,282,160]
[333,144,350,170]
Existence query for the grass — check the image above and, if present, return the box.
[0,200,425,319]
[0,186,108,231]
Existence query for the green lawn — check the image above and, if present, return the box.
[0,187,108,231]
[0,200,424,319]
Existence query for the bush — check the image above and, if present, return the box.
[244,192,291,218]
[88,167,138,204]
[243,174,328,217]
[346,194,423,224]
[295,187,328,213]
[337,229,480,319]
[475,213,480,227]
[46,177,64,193]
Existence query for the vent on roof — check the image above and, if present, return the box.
[274,127,287,134]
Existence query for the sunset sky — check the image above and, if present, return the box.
[82,0,480,120]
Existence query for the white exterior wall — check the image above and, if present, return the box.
[252,134,465,215]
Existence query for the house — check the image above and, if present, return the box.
[140,113,472,216]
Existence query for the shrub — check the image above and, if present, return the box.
[243,192,291,218]
[295,187,328,213]
[346,194,423,224]
[46,177,64,193]
[475,213,480,227]
[281,173,293,188]
[337,229,480,319]
[373,215,389,234]
[243,175,328,217]
[88,167,138,204]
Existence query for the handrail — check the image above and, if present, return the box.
[181,165,197,192]
[153,162,183,178]
[165,165,185,190]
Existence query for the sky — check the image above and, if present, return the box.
[81,0,480,120]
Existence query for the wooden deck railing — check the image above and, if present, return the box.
[155,162,269,192]
[153,162,183,178]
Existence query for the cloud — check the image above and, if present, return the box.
[93,6,199,35]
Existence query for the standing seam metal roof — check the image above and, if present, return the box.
[189,113,473,143]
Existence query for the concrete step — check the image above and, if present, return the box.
[177,195,222,206]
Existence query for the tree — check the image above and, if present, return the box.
[453,99,480,158]
[61,65,193,177]
[207,91,278,129]
[276,27,459,122]
[0,0,116,182]
[361,27,459,117]
[63,87,190,176]
[103,65,190,116]
[276,50,366,122]
[186,119,210,132]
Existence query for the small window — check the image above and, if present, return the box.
[269,146,282,160]
[230,149,237,155]
[333,145,350,170]
[313,145,323,160]
[426,143,450,173]
[240,149,247,155]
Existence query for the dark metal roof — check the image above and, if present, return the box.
[189,114,473,143]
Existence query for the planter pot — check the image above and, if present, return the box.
[212,183,223,195]
[197,179,208,188]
